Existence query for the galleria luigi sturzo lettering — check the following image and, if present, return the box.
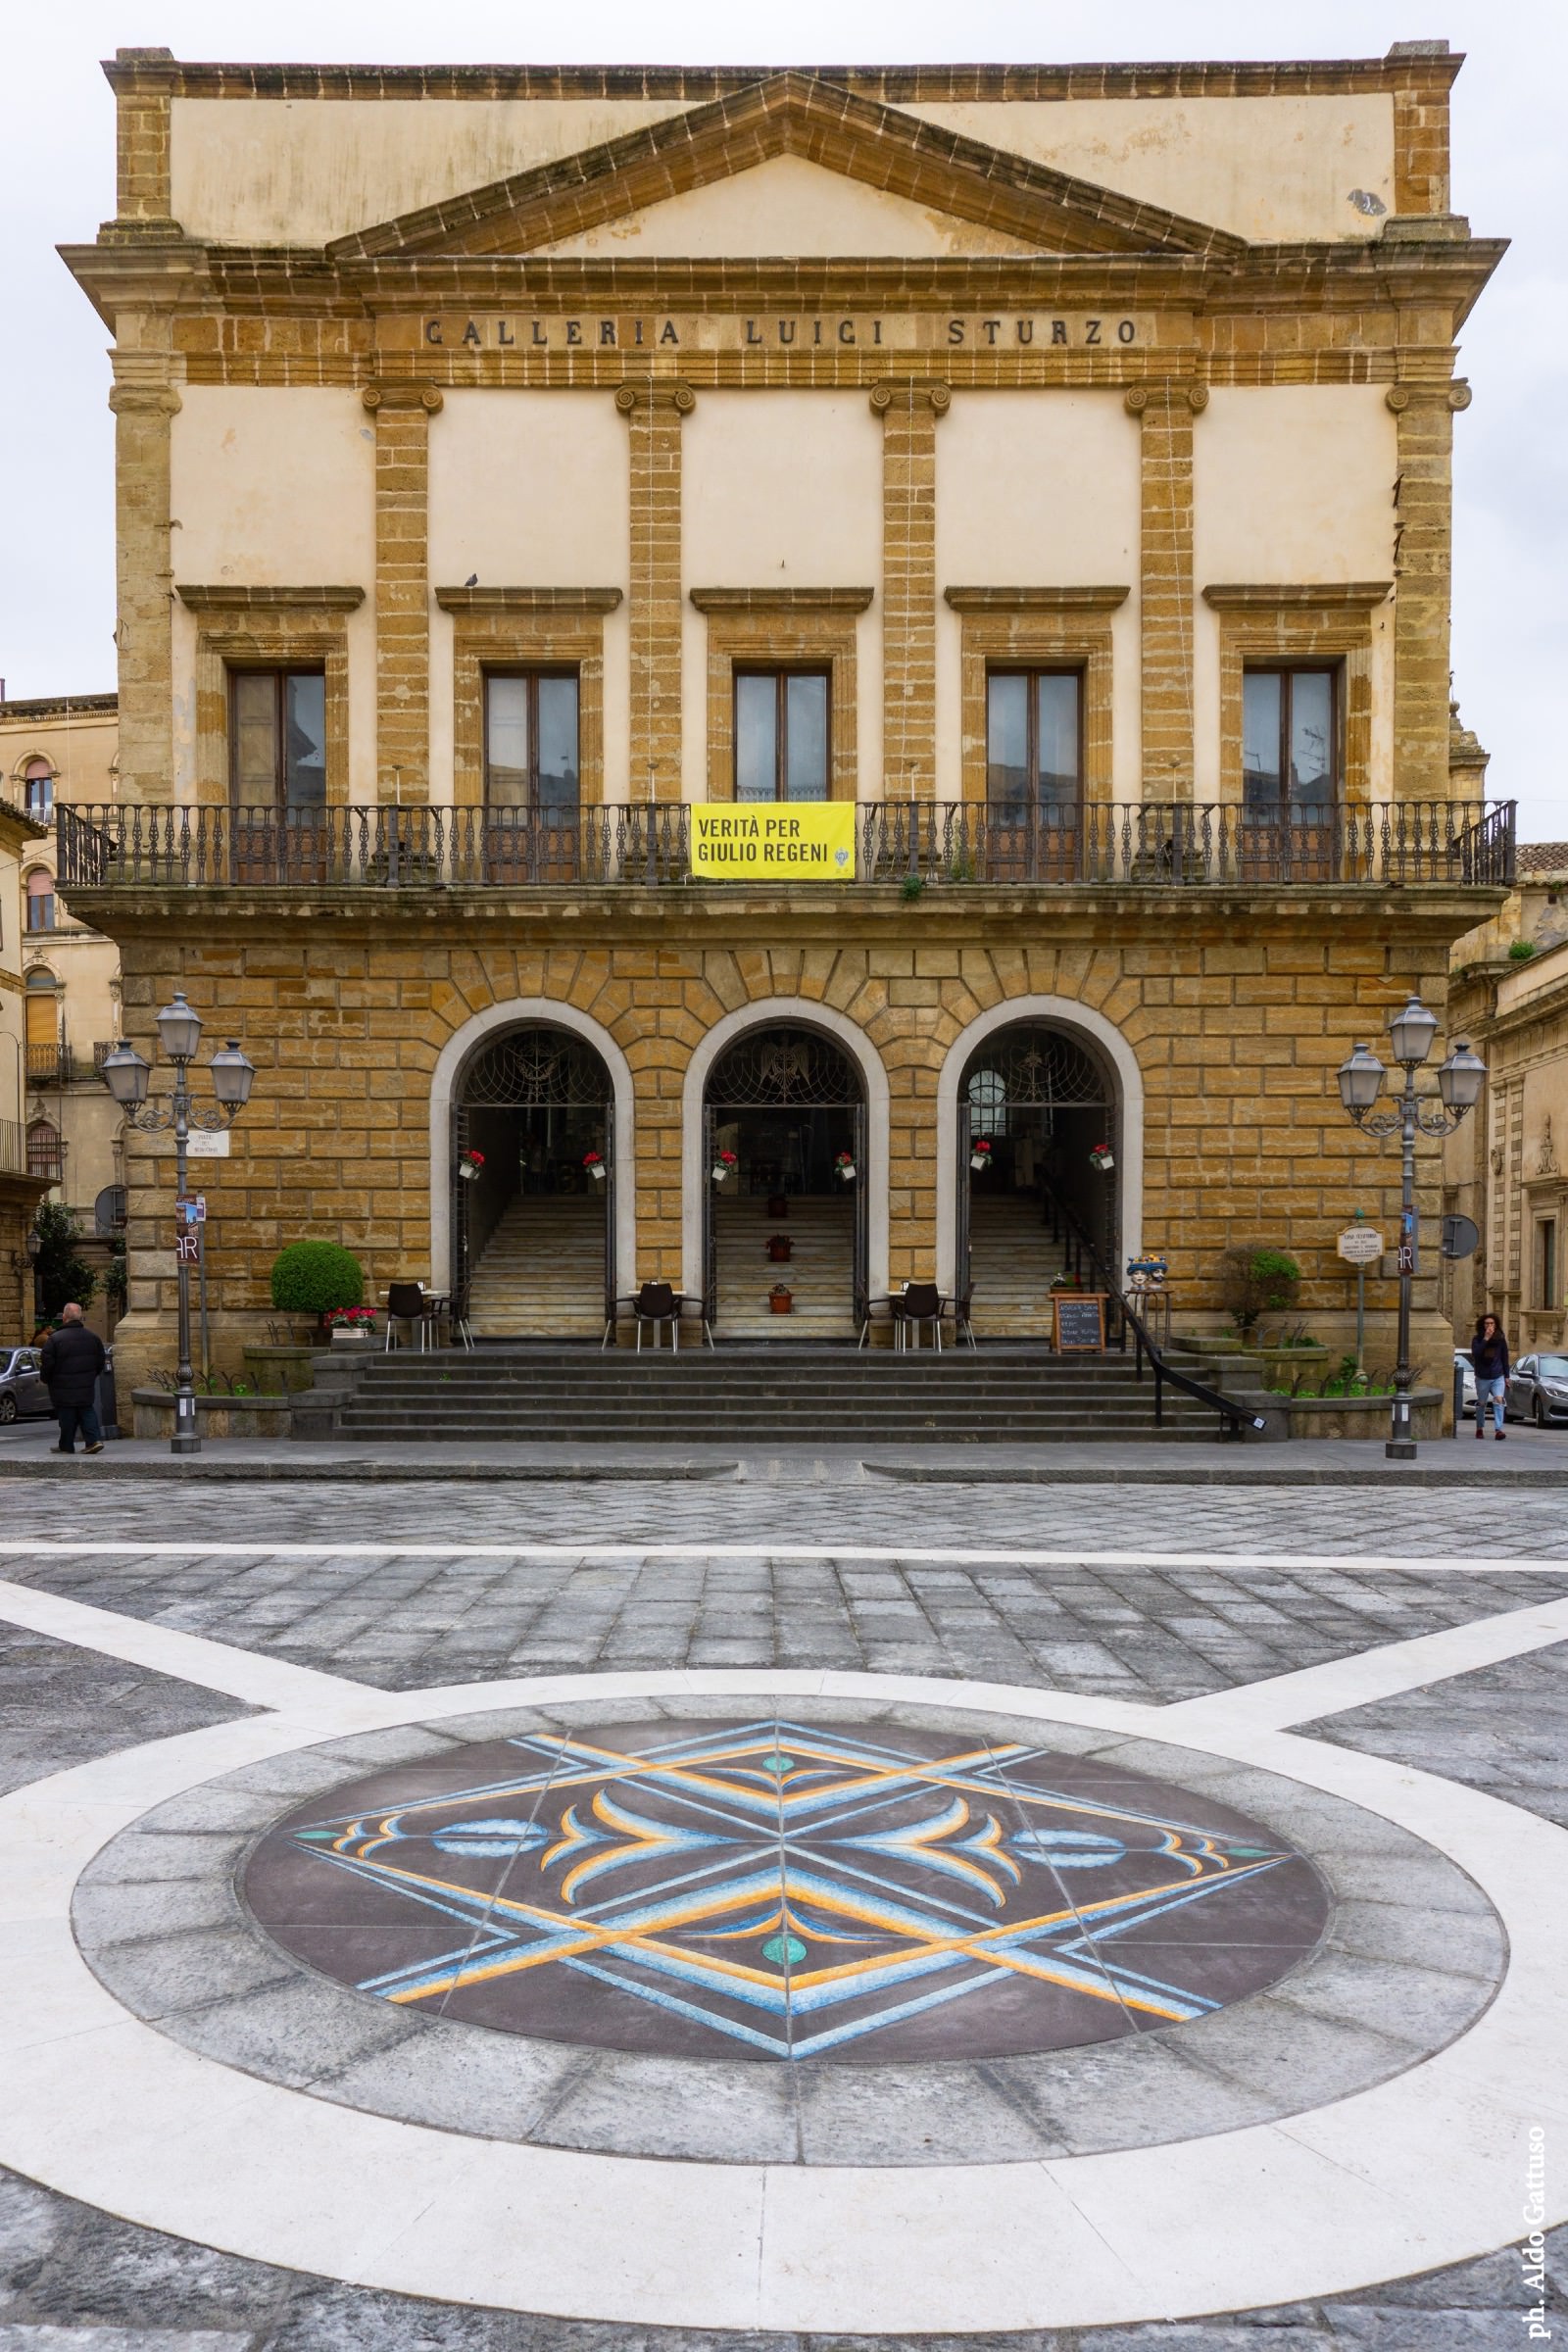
[421,313,1146,351]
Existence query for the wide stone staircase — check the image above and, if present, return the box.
[329,1345,1222,1445]
[713,1192,857,1339]
[467,1195,608,1339]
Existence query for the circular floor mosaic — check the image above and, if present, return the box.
[243,1715,1330,2063]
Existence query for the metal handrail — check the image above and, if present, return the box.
[56,799,1516,893]
[1038,1173,1264,1441]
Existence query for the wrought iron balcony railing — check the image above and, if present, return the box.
[56,799,1515,894]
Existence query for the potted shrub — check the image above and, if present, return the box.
[969,1137,993,1174]
[767,1234,793,1263]
[270,1240,366,1340]
[769,1282,794,1315]
[582,1150,606,1184]
[767,1194,790,1218]
[1219,1246,1302,1339]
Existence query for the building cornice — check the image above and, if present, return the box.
[102,53,1464,103]
[1202,582,1393,611]
[0,694,117,723]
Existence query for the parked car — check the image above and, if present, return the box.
[0,1348,52,1423]
[1452,1349,1477,1420]
[1505,1352,1568,1428]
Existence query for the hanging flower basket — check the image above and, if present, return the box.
[583,1151,606,1184]
[834,1152,857,1184]
[1089,1144,1115,1173]
[711,1150,738,1184]
[970,1137,994,1174]
[769,1283,794,1314]
[457,1149,486,1182]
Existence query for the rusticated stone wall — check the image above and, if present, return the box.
[103,892,1471,1391]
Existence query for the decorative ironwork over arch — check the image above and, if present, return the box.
[960,1024,1110,1109]
[707,1024,862,1107]
[459,1025,612,1108]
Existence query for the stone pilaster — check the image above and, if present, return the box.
[615,379,694,801]
[1388,381,1470,801]
[364,382,441,804]
[109,360,180,805]
[872,381,949,799]
[1126,382,1204,801]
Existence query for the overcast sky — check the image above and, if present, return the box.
[2,2,1562,835]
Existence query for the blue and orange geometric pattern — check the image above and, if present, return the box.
[252,1719,1324,2060]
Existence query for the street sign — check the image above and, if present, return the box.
[185,1130,229,1159]
[1441,1213,1481,1260]
[1337,1226,1385,1265]
[175,1231,200,1265]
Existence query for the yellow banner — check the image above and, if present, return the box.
[690,804,857,881]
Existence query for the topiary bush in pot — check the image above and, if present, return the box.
[1220,1245,1302,1336]
[270,1241,365,1333]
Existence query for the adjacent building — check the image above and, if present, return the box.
[0,695,125,1334]
[57,42,1510,1391]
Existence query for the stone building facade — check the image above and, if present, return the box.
[0,696,126,1335]
[1445,843,1568,1354]
[58,43,1510,1389]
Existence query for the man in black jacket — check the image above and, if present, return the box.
[39,1304,107,1455]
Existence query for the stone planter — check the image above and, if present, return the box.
[241,1344,316,1395]
[1277,1388,1444,1442]
[329,1329,375,1348]
[131,1388,301,1442]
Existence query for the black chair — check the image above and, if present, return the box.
[385,1282,435,1352]
[892,1282,944,1352]
[942,1289,977,1351]
[629,1281,680,1351]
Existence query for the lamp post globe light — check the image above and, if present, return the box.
[1337,995,1485,1461]
[102,994,255,1456]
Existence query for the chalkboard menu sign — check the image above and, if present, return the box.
[1053,1293,1106,1352]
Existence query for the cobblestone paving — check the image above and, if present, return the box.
[0,1625,250,1798]
[1,1472,1566,1554]
[0,1479,1564,2348]
[3,1545,1560,1699]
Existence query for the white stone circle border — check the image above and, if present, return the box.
[5,1663,1567,2335]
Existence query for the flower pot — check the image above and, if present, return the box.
[711,1163,733,1183]
[587,1163,606,1182]
[769,1290,794,1315]
[457,1163,479,1182]
[330,1328,373,1348]
[767,1237,792,1263]
[1090,1150,1115,1173]
[836,1163,857,1183]
[767,1196,790,1219]
[969,1152,990,1172]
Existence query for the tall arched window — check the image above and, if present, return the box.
[22,758,54,820]
[24,969,59,1081]
[26,1120,63,1183]
[25,870,56,933]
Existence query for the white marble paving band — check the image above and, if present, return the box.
[5,1649,1566,2332]
[70,1696,1503,2168]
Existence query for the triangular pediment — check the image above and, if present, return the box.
[327,74,1244,266]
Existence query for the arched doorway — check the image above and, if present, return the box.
[454,1025,614,1338]
[956,1023,1119,1336]
[703,1024,866,1337]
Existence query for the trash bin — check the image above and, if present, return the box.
[96,1348,119,1442]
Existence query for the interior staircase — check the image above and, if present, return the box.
[968,1190,1074,1339]
[713,1192,857,1339]
[467,1195,608,1339]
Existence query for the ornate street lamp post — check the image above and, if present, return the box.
[101,995,255,1456]
[1337,997,1486,1460]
